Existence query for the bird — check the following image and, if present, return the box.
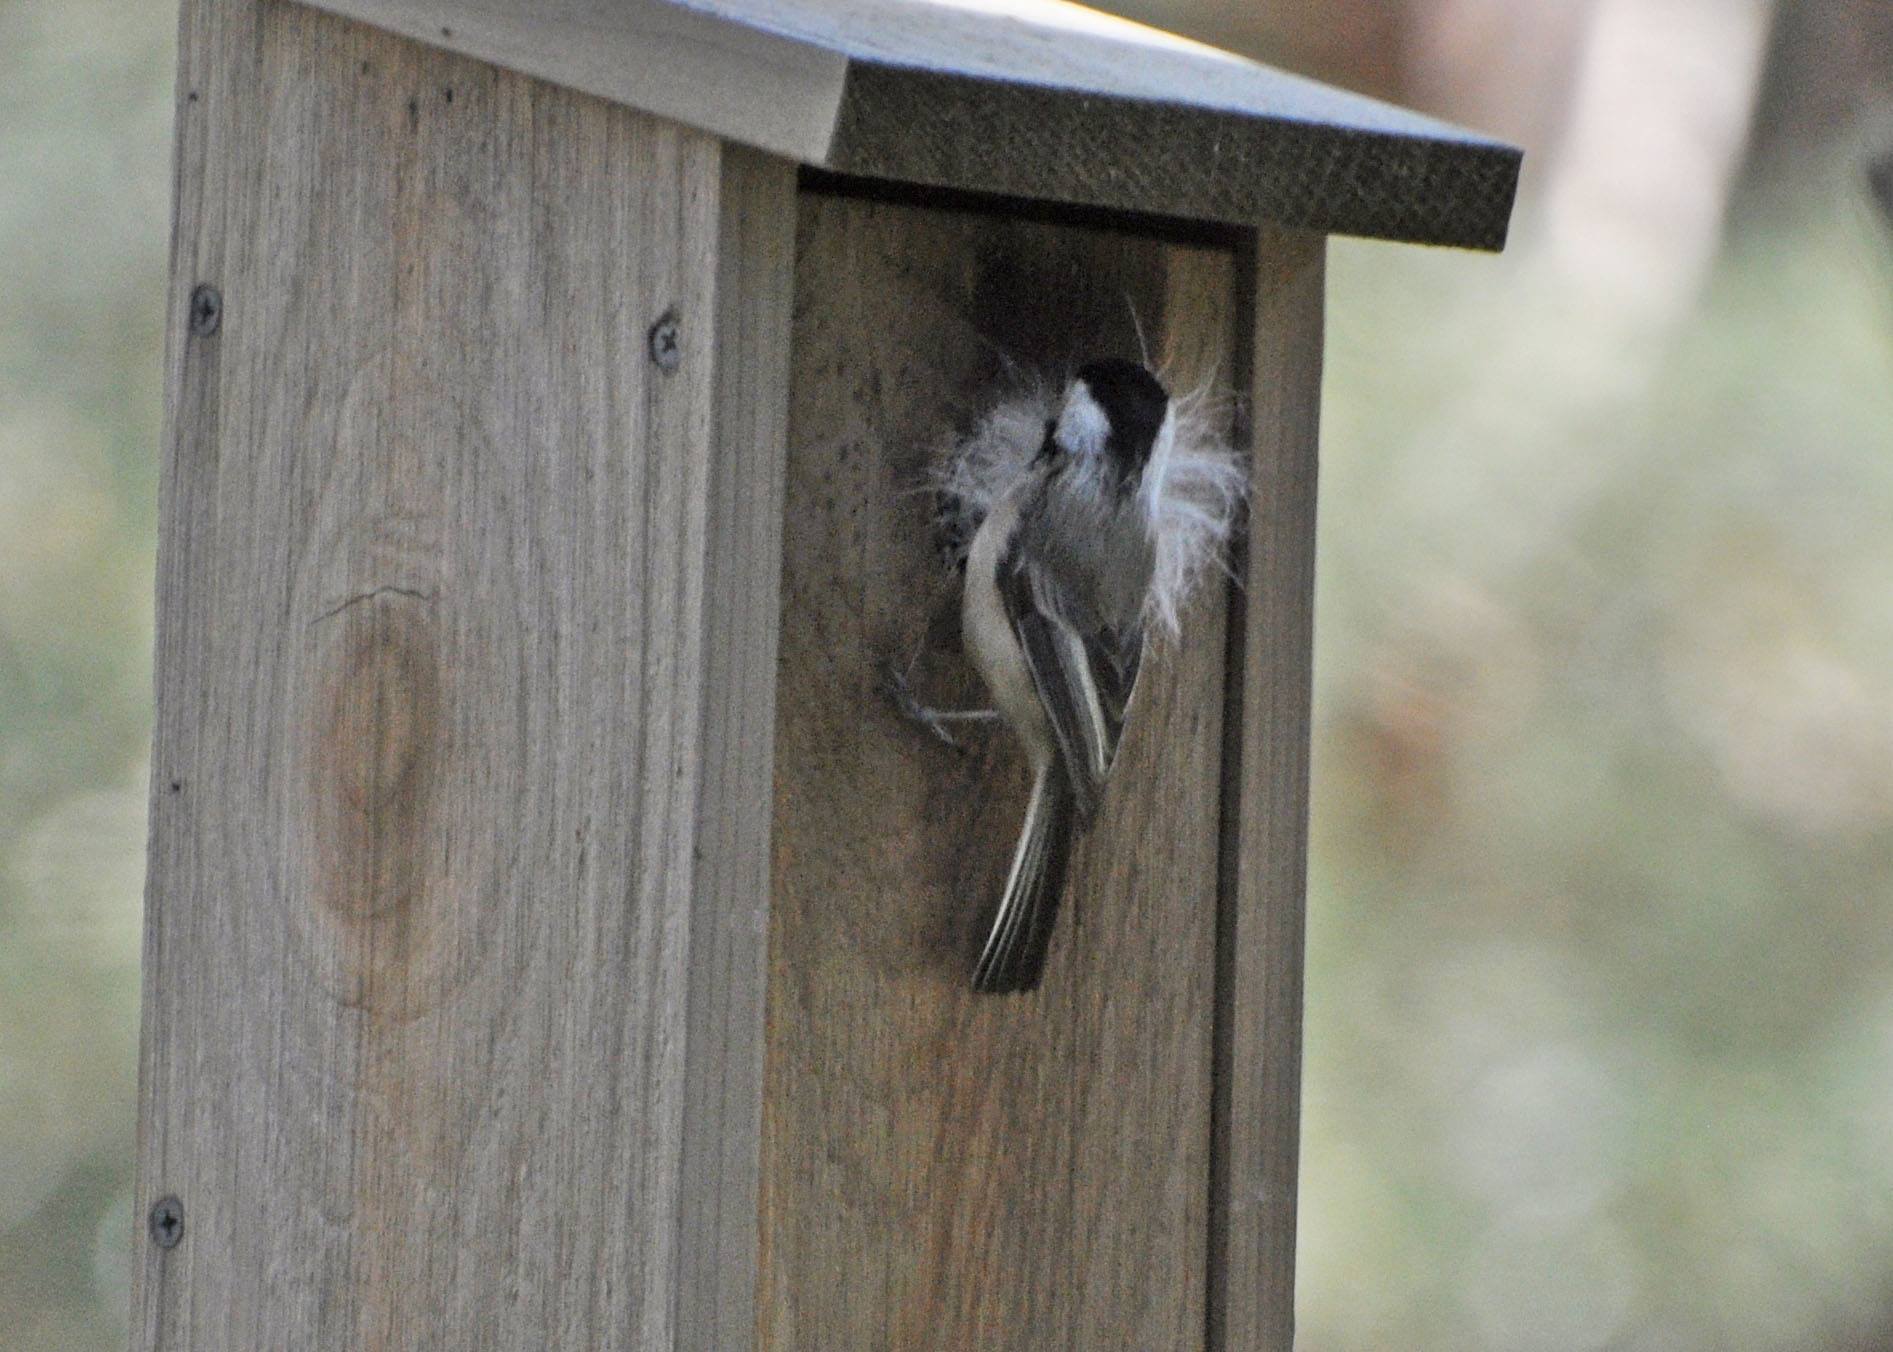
[909,357,1245,993]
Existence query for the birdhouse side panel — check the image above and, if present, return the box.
[135,6,790,1349]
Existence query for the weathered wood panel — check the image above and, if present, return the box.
[679,141,798,1349]
[758,190,1240,1350]
[1209,227,1325,1352]
[133,6,790,1348]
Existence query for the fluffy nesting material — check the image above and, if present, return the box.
[930,369,1248,638]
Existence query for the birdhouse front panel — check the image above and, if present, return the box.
[761,187,1242,1347]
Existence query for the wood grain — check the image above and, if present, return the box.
[1208,227,1326,1352]
[293,0,1522,248]
[757,191,1237,1350]
[133,7,790,1347]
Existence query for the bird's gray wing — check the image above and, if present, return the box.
[1085,621,1142,758]
[998,534,1144,829]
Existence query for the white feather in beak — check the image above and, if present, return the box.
[933,366,1247,640]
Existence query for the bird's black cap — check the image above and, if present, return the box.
[1074,358,1169,475]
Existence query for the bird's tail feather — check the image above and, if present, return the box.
[972,762,1074,994]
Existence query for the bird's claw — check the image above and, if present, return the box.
[880,658,969,750]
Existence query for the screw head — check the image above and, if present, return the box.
[188,284,222,338]
[648,309,681,374]
[149,1195,185,1250]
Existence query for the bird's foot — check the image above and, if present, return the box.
[879,658,998,749]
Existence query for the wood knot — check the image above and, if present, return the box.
[312,592,441,925]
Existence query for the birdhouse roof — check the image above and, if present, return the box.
[303,0,1522,250]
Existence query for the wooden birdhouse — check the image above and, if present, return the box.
[133,1,1519,1347]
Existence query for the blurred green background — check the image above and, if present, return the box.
[3,0,1890,1347]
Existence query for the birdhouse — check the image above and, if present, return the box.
[132,1,1519,1348]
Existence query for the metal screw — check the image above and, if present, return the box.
[149,1195,185,1250]
[648,309,681,374]
[188,284,222,337]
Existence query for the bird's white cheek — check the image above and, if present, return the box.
[1056,382,1110,459]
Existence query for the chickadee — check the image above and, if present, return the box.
[901,359,1244,992]
[959,359,1166,991]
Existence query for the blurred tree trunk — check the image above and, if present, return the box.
[1353,0,1776,586]
[1401,0,1596,169]
[1535,0,1774,319]
[1738,0,1893,192]
[1105,0,1415,102]
[1870,145,1893,232]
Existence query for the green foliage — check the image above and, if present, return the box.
[0,0,174,1345]
[1301,177,1893,1349]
